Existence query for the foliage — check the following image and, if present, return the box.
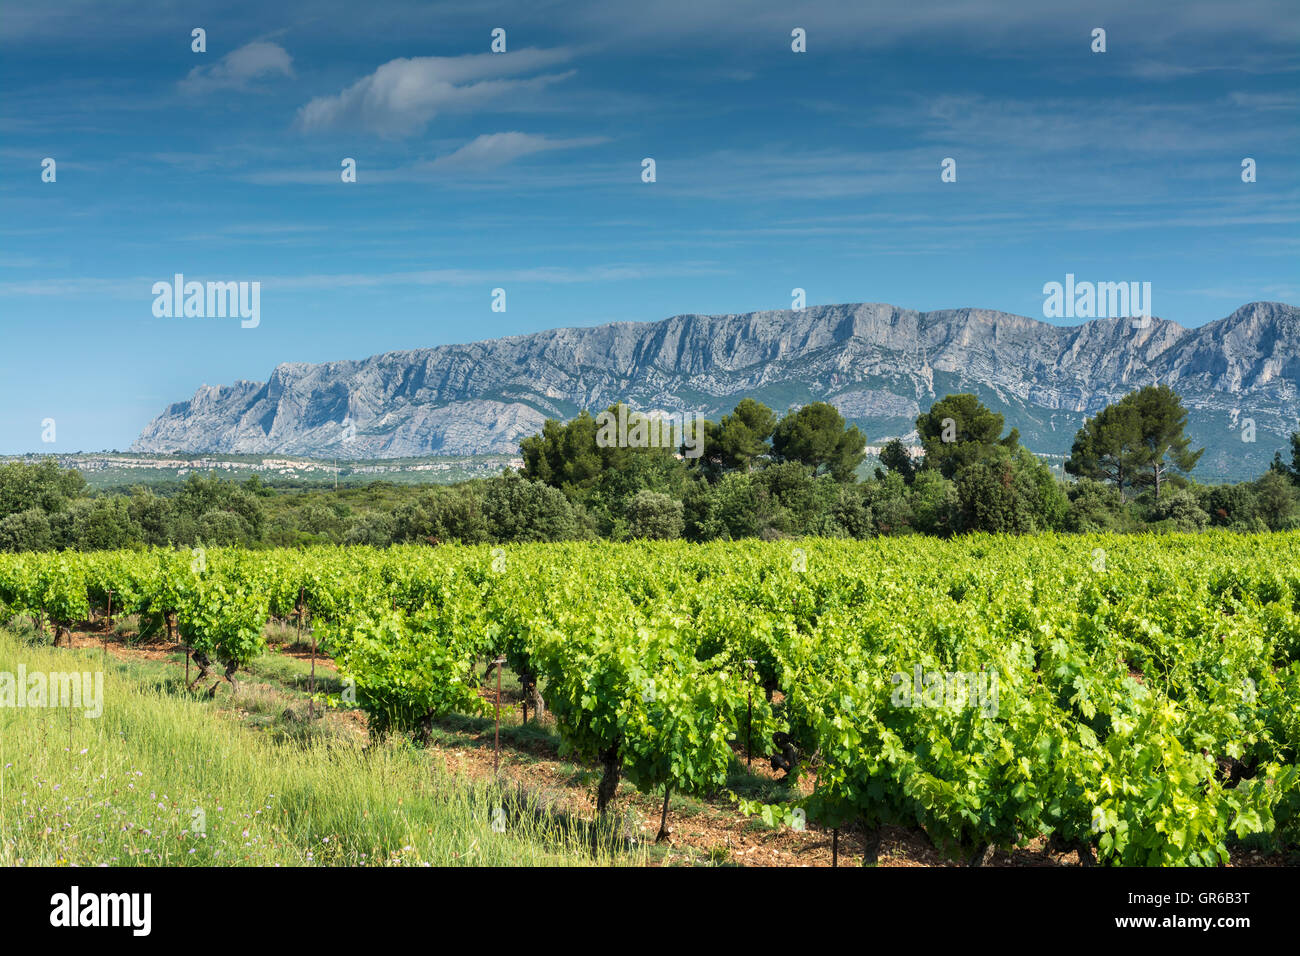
[5,532,1296,866]
[916,393,1019,479]
[1068,385,1203,500]
[770,402,866,481]
[625,490,685,540]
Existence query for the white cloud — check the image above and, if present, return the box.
[294,48,574,136]
[241,132,606,184]
[427,132,605,170]
[0,264,726,299]
[181,41,294,93]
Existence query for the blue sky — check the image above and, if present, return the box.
[1,0,1296,453]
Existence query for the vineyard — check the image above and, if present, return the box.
[2,533,1298,866]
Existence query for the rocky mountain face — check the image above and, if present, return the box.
[133,301,1299,481]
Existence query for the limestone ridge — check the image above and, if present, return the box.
[132,301,1300,481]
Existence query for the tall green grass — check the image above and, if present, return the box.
[0,632,641,867]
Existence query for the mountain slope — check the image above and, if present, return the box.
[132,301,1300,481]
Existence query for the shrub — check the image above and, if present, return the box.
[626,490,685,540]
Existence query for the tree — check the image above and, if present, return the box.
[770,403,865,481]
[625,490,684,540]
[1199,483,1259,530]
[879,438,917,484]
[1017,447,1069,530]
[520,412,604,494]
[682,473,776,541]
[242,474,272,497]
[916,394,1018,479]
[173,472,266,540]
[1271,432,1300,485]
[1067,386,1202,500]
[393,485,489,544]
[753,460,837,535]
[707,398,777,473]
[950,446,1063,534]
[907,470,957,535]
[0,459,86,520]
[482,472,590,542]
[343,511,396,547]
[68,497,139,550]
[126,487,172,545]
[1252,470,1299,530]
[521,404,687,534]
[1146,488,1209,531]
[830,484,873,538]
[1127,385,1202,499]
[865,472,913,536]
[1064,479,1126,532]
[1065,400,1145,497]
[0,508,52,552]
[954,450,1034,534]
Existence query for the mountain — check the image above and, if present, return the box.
[132,301,1300,481]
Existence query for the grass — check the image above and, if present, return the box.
[0,630,644,867]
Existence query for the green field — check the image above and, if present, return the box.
[0,631,636,867]
[2,533,1298,866]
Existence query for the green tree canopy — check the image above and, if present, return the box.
[1065,399,1146,496]
[916,394,1019,479]
[878,437,917,484]
[482,472,590,542]
[700,398,777,474]
[1128,385,1203,499]
[1270,432,1300,485]
[770,402,865,481]
[625,490,685,540]
[1067,386,1203,499]
[0,459,87,519]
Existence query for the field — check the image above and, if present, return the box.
[2,533,1298,867]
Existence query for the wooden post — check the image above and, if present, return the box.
[744,659,756,767]
[308,613,317,721]
[493,657,505,774]
[103,590,112,664]
[656,784,672,843]
[832,828,839,867]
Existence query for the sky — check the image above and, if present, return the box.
[0,0,1297,453]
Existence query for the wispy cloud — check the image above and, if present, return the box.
[180,40,294,93]
[0,263,727,298]
[427,132,605,170]
[295,48,575,136]
[242,132,607,184]
[1184,283,1300,300]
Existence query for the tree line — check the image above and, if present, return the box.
[1,384,1297,552]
